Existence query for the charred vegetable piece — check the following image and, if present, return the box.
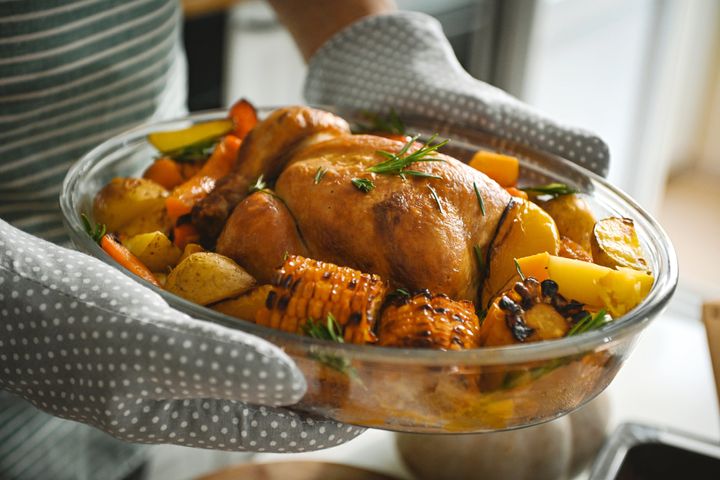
[514,252,653,316]
[591,217,648,271]
[559,236,593,262]
[480,278,586,346]
[378,292,481,350]
[255,255,387,344]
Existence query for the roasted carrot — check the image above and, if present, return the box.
[81,214,160,286]
[165,134,242,222]
[229,98,258,139]
[143,157,184,190]
[173,223,201,250]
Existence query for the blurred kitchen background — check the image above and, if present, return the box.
[184,0,720,304]
[167,1,720,478]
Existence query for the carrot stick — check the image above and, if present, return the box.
[229,98,258,139]
[173,223,201,250]
[100,235,160,286]
[143,157,184,190]
[81,214,160,286]
[166,134,242,222]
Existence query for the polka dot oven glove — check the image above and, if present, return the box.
[0,220,364,452]
[305,11,610,177]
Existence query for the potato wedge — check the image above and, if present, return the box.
[123,231,181,272]
[93,177,169,235]
[538,194,596,253]
[211,285,273,322]
[481,199,560,307]
[178,242,205,263]
[591,217,648,271]
[165,252,256,305]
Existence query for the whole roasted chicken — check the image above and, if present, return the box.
[193,106,510,302]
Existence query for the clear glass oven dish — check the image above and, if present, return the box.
[61,108,678,433]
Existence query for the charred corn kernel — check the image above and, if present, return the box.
[377,292,481,350]
[255,255,387,344]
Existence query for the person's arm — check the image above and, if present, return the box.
[267,0,396,60]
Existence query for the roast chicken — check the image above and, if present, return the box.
[193,106,511,302]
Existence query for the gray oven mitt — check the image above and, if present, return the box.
[305,11,610,177]
[0,219,363,452]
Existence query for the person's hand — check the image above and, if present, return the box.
[0,219,364,451]
[303,11,610,177]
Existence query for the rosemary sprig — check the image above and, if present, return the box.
[387,288,412,301]
[303,313,344,343]
[351,178,375,193]
[81,213,106,243]
[474,244,485,274]
[355,109,406,135]
[427,185,444,214]
[368,134,447,179]
[521,182,578,199]
[514,258,526,281]
[567,309,611,337]
[303,314,361,380]
[163,138,217,163]
[248,174,267,194]
[473,181,486,216]
[314,167,327,185]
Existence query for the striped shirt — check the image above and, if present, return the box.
[0,1,186,478]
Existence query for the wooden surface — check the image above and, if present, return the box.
[704,300,720,408]
[196,461,401,480]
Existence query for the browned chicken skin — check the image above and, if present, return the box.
[200,107,511,302]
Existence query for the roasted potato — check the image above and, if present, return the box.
[123,231,181,272]
[93,177,170,236]
[591,217,648,271]
[481,200,560,307]
[165,252,256,305]
[559,236,593,262]
[211,285,273,322]
[538,194,596,253]
[178,242,205,263]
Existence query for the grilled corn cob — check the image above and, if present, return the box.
[255,255,386,344]
[377,291,481,350]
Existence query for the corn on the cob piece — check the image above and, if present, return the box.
[377,291,481,350]
[255,255,386,344]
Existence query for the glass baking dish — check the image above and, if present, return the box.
[60,108,678,433]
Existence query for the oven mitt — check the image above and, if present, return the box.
[305,11,610,177]
[0,219,364,452]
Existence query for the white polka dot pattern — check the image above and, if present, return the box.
[0,219,364,451]
[305,12,610,176]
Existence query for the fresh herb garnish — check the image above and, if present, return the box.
[303,314,360,380]
[567,309,611,337]
[164,138,217,163]
[514,258,526,281]
[473,181,486,216]
[368,133,447,179]
[474,244,485,273]
[303,313,344,343]
[427,185,444,214]
[356,109,406,135]
[520,182,578,199]
[248,174,267,194]
[81,213,106,244]
[388,288,412,301]
[314,167,327,185]
[351,178,375,193]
